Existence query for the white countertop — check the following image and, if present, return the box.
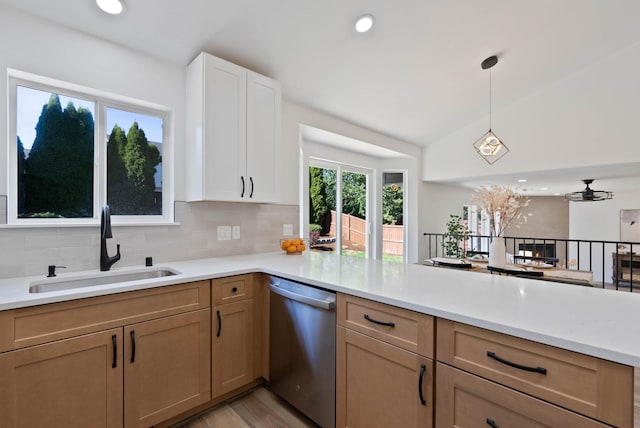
[2,251,640,367]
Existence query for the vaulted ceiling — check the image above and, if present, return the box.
[3,0,640,196]
[3,0,640,150]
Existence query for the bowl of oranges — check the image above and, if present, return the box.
[280,238,307,255]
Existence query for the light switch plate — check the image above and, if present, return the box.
[217,226,231,241]
[232,226,240,239]
[283,224,293,236]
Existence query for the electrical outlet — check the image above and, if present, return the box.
[217,226,231,241]
[232,226,240,239]
[283,224,293,236]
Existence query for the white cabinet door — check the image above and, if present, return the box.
[202,54,247,201]
[186,53,246,202]
[246,71,281,203]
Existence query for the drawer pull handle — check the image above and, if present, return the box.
[364,314,395,328]
[232,287,238,293]
[112,334,117,368]
[487,351,547,375]
[249,177,254,198]
[130,330,136,363]
[418,364,427,405]
[241,176,245,198]
[486,418,499,428]
[216,310,222,337]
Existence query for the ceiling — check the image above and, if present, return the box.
[3,0,640,194]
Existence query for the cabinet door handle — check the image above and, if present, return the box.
[216,310,222,337]
[487,351,547,375]
[418,364,427,405]
[112,334,117,368]
[232,287,238,293]
[240,176,245,198]
[364,314,395,328]
[249,177,254,198]
[486,418,499,428]
[130,330,136,363]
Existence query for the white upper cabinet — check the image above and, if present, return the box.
[186,52,281,202]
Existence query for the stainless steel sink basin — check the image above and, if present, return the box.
[29,268,181,293]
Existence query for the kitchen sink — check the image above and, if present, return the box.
[29,267,181,294]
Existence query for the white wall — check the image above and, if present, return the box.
[419,181,473,261]
[570,189,640,241]
[422,38,640,181]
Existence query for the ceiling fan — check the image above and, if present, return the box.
[564,179,613,202]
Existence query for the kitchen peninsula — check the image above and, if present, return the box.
[1,251,638,427]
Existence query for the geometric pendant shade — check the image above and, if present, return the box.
[473,129,509,164]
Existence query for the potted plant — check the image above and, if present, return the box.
[309,223,322,246]
[442,214,469,258]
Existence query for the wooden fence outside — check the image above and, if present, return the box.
[329,211,403,256]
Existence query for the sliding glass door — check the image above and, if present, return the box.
[308,160,370,258]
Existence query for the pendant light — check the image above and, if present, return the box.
[474,55,509,164]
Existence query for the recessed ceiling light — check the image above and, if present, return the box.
[554,192,562,196]
[355,14,375,33]
[517,179,527,183]
[96,0,125,15]
[539,187,549,191]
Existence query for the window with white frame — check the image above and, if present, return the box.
[8,70,172,224]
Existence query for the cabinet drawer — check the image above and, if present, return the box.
[0,280,211,352]
[435,363,610,428]
[212,274,254,305]
[337,293,434,358]
[436,319,632,427]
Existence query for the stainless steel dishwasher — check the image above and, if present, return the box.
[269,276,336,428]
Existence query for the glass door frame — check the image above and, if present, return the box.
[308,158,373,258]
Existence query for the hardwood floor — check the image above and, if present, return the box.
[174,387,319,428]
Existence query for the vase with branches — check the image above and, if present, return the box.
[471,185,531,266]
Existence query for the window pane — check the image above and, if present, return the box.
[342,171,367,258]
[309,166,337,252]
[106,107,163,215]
[382,172,404,261]
[17,86,95,218]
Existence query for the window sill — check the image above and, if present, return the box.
[0,222,181,229]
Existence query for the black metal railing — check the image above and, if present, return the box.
[423,233,640,291]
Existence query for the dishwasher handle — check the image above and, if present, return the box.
[269,283,336,310]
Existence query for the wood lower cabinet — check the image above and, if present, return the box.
[0,280,212,428]
[0,328,123,428]
[336,292,435,428]
[436,363,610,428]
[212,275,256,398]
[336,326,433,428]
[124,309,211,428]
[436,318,633,427]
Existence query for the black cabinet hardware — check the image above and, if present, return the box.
[418,364,426,405]
[216,310,222,337]
[130,330,136,363]
[241,176,245,198]
[112,334,117,368]
[486,418,499,428]
[232,287,238,293]
[364,314,395,328]
[487,351,547,374]
[249,177,254,198]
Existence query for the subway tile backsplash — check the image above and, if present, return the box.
[0,201,299,279]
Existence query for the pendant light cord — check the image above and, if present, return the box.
[489,68,492,130]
